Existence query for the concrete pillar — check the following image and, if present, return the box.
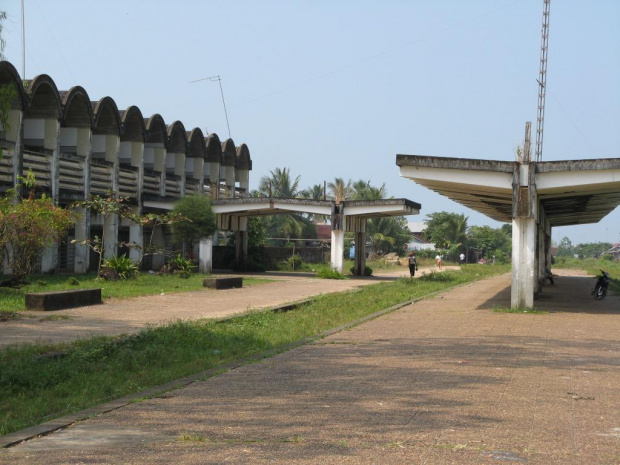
[198,238,213,274]
[235,230,247,271]
[236,169,249,198]
[41,244,58,273]
[511,217,536,308]
[150,226,166,271]
[208,162,220,199]
[73,207,90,273]
[331,229,345,273]
[129,207,143,263]
[103,213,118,260]
[350,217,367,276]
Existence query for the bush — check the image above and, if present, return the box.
[170,255,196,278]
[316,267,346,279]
[600,254,614,262]
[279,254,304,271]
[101,255,139,280]
[349,265,373,276]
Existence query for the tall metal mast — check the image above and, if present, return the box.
[535,0,551,162]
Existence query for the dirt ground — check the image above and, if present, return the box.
[0,265,450,348]
[2,268,619,464]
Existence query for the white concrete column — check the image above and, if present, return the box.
[236,169,249,198]
[128,207,143,263]
[41,244,58,273]
[73,207,90,273]
[103,213,118,260]
[511,217,536,308]
[331,229,345,273]
[199,238,213,273]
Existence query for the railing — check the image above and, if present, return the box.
[185,178,200,195]
[23,148,52,188]
[165,173,182,197]
[90,159,114,195]
[118,165,139,198]
[0,147,13,184]
[143,169,162,196]
[59,153,85,193]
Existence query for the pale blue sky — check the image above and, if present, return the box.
[2,0,619,245]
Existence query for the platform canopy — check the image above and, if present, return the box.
[397,155,620,227]
[212,197,421,220]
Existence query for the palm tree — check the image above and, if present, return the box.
[446,213,469,247]
[257,167,310,243]
[328,177,353,203]
[258,167,301,198]
[301,183,325,201]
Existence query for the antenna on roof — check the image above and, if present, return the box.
[21,0,26,79]
[535,0,551,162]
[190,75,232,139]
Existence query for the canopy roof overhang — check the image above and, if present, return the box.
[212,197,421,218]
[397,155,620,227]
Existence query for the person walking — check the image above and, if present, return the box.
[435,253,443,270]
[459,252,465,265]
[408,252,418,277]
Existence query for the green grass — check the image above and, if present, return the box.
[552,256,620,292]
[0,274,273,314]
[0,264,508,436]
[492,305,548,314]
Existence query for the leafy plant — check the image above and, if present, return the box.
[170,254,196,278]
[102,254,139,280]
[316,267,346,279]
[0,170,74,286]
[349,265,373,276]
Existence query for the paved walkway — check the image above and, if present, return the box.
[0,266,447,348]
[2,269,620,464]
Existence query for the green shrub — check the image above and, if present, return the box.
[101,255,139,280]
[349,265,373,276]
[600,254,614,262]
[316,267,346,279]
[170,255,196,278]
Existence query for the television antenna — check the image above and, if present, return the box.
[535,0,551,162]
[190,75,232,139]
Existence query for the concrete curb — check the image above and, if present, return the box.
[0,275,479,449]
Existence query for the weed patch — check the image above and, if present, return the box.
[492,305,548,314]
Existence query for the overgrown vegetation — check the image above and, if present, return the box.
[0,171,74,286]
[316,267,346,279]
[0,264,508,436]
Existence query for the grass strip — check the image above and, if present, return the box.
[0,274,272,313]
[0,264,508,437]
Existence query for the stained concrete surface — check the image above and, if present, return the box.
[2,269,619,464]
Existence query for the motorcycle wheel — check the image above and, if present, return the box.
[595,287,607,300]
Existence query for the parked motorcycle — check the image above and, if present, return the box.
[591,270,610,300]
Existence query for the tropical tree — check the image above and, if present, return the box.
[258,167,301,198]
[424,212,469,251]
[328,177,353,203]
[468,225,511,261]
[0,171,74,286]
[171,194,216,251]
[257,167,314,243]
[556,236,574,257]
[301,183,325,201]
[352,180,387,201]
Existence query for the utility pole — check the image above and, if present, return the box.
[190,75,232,139]
[535,0,551,162]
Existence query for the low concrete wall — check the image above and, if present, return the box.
[203,277,243,290]
[25,289,102,311]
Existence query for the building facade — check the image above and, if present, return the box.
[0,60,251,274]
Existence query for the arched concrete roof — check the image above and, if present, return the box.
[0,60,26,110]
[235,143,252,170]
[25,74,62,119]
[145,114,167,146]
[167,121,187,153]
[187,128,206,158]
[221,138,236,166]
[120,105,146,142]
[205,133,222,163]
[92,97,121,135]
[60,86,93,128]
